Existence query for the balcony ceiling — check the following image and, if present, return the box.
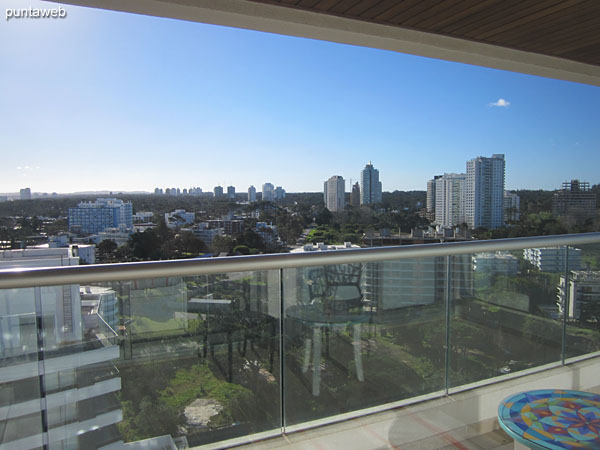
[251,0,600,67]
[52,0,600,85]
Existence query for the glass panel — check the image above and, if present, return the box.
[564,243,600,359]
[449,248,563,387]
[0,287,44,450]
[282,257,446,426]
[115,271,281,448]
[29,270,281,449]
[38,283,120,450]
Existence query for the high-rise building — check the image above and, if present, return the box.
[262,183,275,202]
[465,154,505,229]
[274,186,286,200]
[553,180,596,223]
[504,191,521,222]
[351,182,360,207]
[435,173,467,228]
[360,162,382,205]
[248,185,257,202]
[426,176,442,222]
[324,175,345,212]
[19,187,31,200]
[227,185,236,199]
[68,198,133,235]
[214,186,224,197]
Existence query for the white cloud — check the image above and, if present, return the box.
[489,98,511,107]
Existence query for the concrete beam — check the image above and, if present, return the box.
[47,0,600,87]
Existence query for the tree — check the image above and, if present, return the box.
[315,208,332,225]
[97,239,118,263]
[129,230,162,260]
[212,235,234,254]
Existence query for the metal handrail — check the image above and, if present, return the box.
[0,232,599,289]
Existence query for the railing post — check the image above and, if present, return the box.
[444,255,451,395]
[562,246,570,365]
[279,268,286,433]
[34,286,49,450]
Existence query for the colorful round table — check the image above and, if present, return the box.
[498,389,600,449]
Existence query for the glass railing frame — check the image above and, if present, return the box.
[1,232,600,447]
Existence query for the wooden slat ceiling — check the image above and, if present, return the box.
[249,0,600,66]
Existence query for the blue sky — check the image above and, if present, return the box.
[1,1,599,194]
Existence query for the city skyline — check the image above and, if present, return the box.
[2,0,600,194]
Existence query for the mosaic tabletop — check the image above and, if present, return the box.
[498,389,600,449]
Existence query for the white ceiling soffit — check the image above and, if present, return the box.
[50,0,600,87]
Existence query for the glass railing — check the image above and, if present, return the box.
[0,233,599,449]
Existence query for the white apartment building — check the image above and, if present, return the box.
[465,154,505,229]
[434,173,466,228]
[324,175,345,212]
[164,209,195,228]
[68,198,133,235]
[523,247,582,273]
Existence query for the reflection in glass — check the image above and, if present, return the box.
[449,248,563,387]
[564,244,600,359]
[283,257,449,426]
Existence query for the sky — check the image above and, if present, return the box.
[1,0,599,194]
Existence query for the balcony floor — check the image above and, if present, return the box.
[221,356,600,450]
[233,400,513,450]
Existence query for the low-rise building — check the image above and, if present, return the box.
[473,252,518,275]
[523,247,581,272]
[205,219,244,236]
[165,209,195,228]
[133,211,154,223]
[255,222,279,246]
[133,222,156,233]
[90,228,132,246]
[191,223,224,245]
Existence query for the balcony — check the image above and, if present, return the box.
[1,233,600,449]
